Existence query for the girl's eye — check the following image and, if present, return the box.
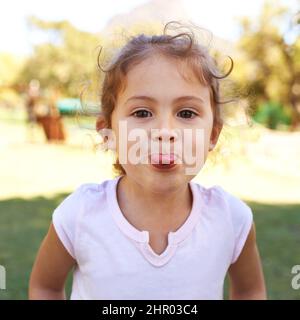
[132,109,152,118]
[178,109,197,119]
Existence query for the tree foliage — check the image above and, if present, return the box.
[18,17,103,97]
[234,1,300,129]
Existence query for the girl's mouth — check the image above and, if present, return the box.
[149,153,178,171]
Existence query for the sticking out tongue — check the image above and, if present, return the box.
[150,154,175,165]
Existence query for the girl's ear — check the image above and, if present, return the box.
[209,123,223,151]
[96,113,116,151]
[96,113,107,133]
[96,113,109,146]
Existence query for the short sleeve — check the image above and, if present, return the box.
[228,194,253,264]
[214,186,254,265]
[52,185,84,259]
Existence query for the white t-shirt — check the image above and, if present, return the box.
[52,175,253,300]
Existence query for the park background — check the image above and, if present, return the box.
[0,0,299,299]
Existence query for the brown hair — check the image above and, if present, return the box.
[96,21,234,176]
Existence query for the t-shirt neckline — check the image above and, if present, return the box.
[107,175,202,253]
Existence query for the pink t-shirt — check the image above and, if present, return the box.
[52,175,253,300]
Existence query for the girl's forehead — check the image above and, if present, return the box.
[120,55,209,100]
[127,55,194,80]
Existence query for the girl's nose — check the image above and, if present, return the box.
[154,127,178,142]
[150,114,180,143]
[149,116,181,155]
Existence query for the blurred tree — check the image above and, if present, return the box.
[0,53,25,109]
[0,53,24,87]
[234,1,300,130]
[17,17,103,97]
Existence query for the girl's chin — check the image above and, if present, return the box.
[146,164,186,182]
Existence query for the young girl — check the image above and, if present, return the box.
[29,22,267,300]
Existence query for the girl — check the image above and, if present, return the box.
[29,22,267,300]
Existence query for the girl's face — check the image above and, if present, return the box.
[110,54,221,192]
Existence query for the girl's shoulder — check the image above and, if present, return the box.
[60,177,116,202]
[193,181,253,259]
[193,181,252,217]
[53,177,117,216]
[51,178,116,259]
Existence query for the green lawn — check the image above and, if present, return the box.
[0,195,299,300]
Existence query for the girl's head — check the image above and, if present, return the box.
[96,22,233,191]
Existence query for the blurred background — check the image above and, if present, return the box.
[0,0,299,299]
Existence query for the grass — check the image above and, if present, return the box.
[0,195,299,300]
[224,201,300,300]
[0,193,73,300]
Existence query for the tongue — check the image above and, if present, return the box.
[151,154,175,165]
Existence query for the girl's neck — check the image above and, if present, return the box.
[116,175,193,232]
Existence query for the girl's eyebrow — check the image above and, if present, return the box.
[125,95,205,105]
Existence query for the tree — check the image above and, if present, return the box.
[234,1,300,129]
[17,17,103,97]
